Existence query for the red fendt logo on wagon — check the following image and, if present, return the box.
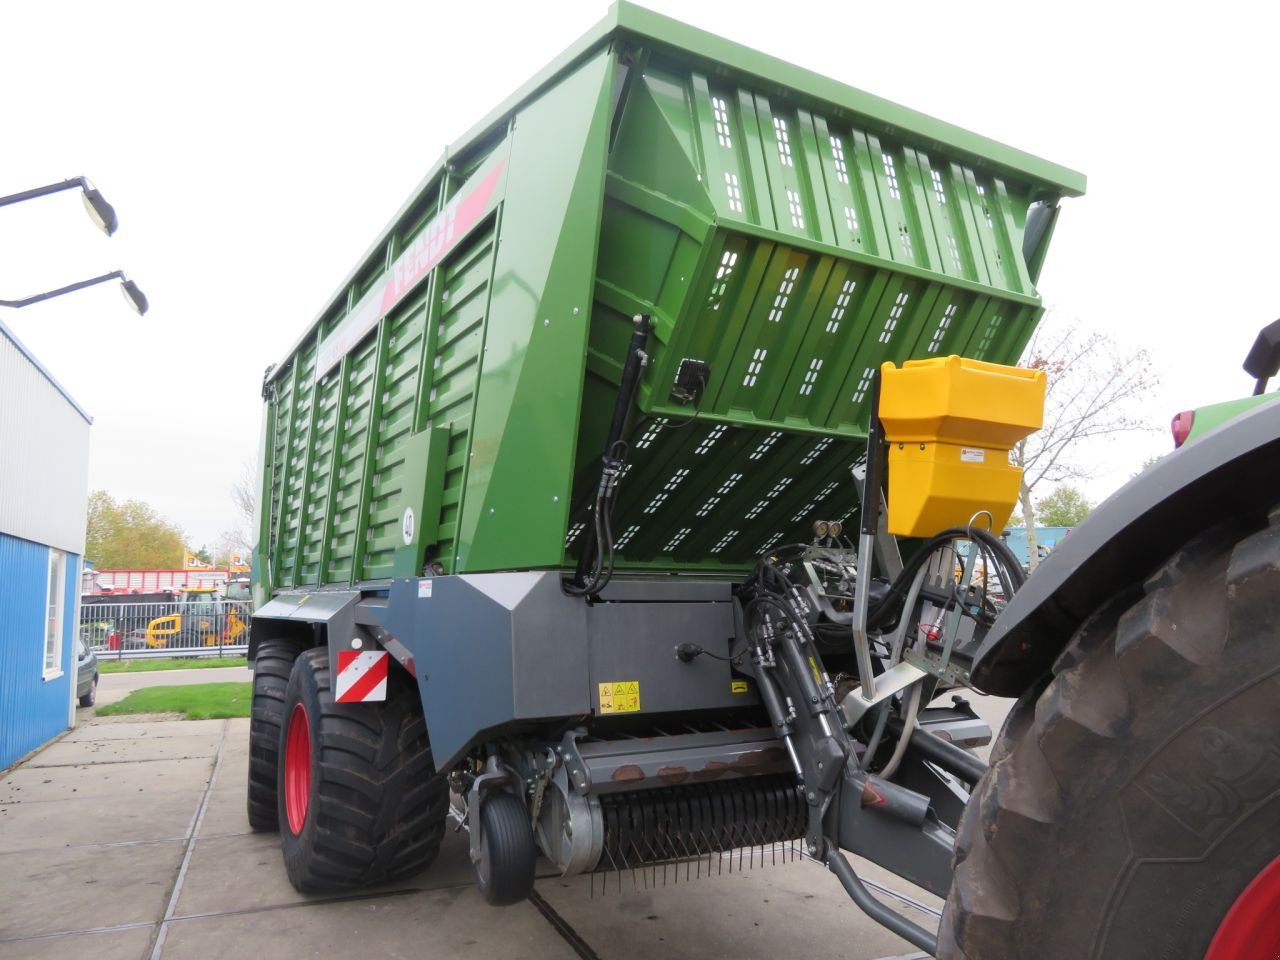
[335,650,389,703]
[316,158,506,377]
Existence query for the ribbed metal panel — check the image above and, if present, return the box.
[266,219,496,586]
[0,328,91,554]
[0,534,77,769]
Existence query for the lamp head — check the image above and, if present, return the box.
[119,276,148,315]
[79,179,119,236]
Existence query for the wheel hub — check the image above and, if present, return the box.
[284,702,311,835]
[1205,854,1280,960]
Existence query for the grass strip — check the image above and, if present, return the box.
[96,682,253,720]
[98,657,246,674]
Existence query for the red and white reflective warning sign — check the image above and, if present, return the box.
[335,650,389,703]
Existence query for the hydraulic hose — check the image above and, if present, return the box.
[568,315,650,596]
[972,526,1026,591]
[858,701,891,772]
[867,525,1026,630]
[877,680,922,781]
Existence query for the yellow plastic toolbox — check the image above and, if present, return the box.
[879,356,1045,537]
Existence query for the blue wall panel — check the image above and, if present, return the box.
[0,533,75,769]
[1002,526,1075,565]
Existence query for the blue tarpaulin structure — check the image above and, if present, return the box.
[1000,526,1074,566]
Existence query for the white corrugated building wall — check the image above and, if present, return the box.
[0,317,92,769]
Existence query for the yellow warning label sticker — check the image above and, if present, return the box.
[731,680,749,694]
[598,680,641,714]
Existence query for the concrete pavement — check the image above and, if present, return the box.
[0,703,1012,959]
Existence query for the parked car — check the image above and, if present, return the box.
[75,637,98,707]
[224,577,252,602]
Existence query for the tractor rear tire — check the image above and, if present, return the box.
[278,648,449,893]
[247,638,306,831]
[939,510,1280,959]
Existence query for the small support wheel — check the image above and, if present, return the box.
[475,792,537,906]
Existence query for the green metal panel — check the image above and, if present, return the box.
[561,43,1072,571]
[253,4,1084,596]
[456,50,617,573]
[313,354,351,584]
[413,217,499,574]
[326,335,378,583]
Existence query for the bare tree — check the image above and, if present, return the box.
[221,463,258,557]
[1014,318,1159,570]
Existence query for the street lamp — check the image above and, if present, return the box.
[0,175,148,314]
[0,177,119,236]
[0,270,148,315]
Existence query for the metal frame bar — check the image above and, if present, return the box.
[317,354,352,584]
[852,371,887,699]
[269,360,300,590]
[350,317,392,583]
[0,270,124,308]
[290,328,325,584]
[0,177,87,208]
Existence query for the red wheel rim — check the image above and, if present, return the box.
[283,702,311,835]
[1205,854,1280,960]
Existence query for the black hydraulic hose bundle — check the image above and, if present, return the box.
[567,314,651,597]
[864,525,1026,631]
[743,523,1025,644]
[742,527,1021,783]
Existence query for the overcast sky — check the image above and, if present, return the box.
[2,0,1277,552]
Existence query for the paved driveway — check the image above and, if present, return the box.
[0,703,1010,959]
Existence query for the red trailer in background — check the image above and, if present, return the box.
[88,568,232,594]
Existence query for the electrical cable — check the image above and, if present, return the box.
[866,526,1025,631]
[974,527,1026,590]
[675,642,748,665]
[661,382,707,430]
[859,701,890,772]
[865,537,955,631]
[878,680,922,780]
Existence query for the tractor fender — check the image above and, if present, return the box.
[971,396,1280,697]
[248,590,358,662]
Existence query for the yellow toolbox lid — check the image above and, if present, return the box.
[878,356,1046,448]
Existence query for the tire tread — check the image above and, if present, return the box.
[281,649,449,892]
[247,639,306,831]
[477,792,536,906]
[940,513,1280,958]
